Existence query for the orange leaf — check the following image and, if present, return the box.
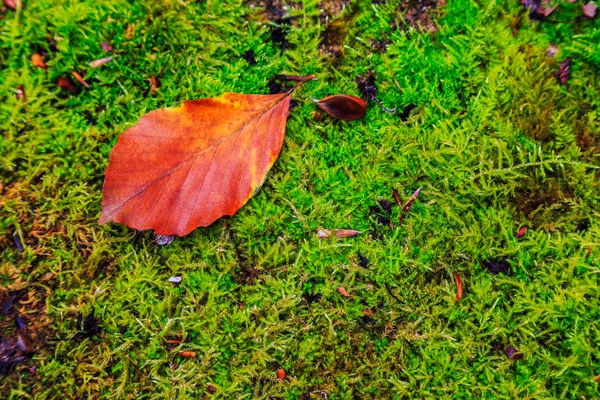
[337,286,350,297]
[100,77,313,236]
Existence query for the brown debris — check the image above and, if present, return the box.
[395,0,446,33]
[555,57,572,86]
[276,368,286,380]
[515,226,528,238]
[15,85,25,101]
[337,286,351,297]
[454,272,463,301]
[57,76,76,94]
[504,345,524,360]
[178,351,197,357]
[316,228,362,238]
[101,41,113,51]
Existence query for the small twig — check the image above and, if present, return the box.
[385,284,404,304]
[381,53,402,92]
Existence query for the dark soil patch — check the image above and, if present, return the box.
[394,0,446,33]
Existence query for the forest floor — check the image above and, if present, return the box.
[1,0,599,398]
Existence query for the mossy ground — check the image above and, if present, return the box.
[1,0,600,398]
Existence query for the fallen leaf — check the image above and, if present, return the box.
[454,273,463,301]
[515,226,527,238]
[31,54,47,69]
[316,228,361,239]
[72,71,90,89]
[337,286,351,297]
[313,94,366,121]
[357,253,369,269]
[15,316,35,355]
[583,2,597,18]
[101,41,113,51]
[99,76,314,236]
[362,309,374,317]
[276,368,286,380]
[166,339,181,344]
[555,57,572,86]
[484,259,509,275]
[89,55,114,68]
[504,345,524,360]
[178,351,197,357]
[521,0,557,20]
[168,275,182,286]
[57,76,76,94]
[356,72,377,101]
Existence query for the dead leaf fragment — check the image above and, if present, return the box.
[31,54,47,69]
[454,272,463,301]
[313,94,366,121]
[89,55,114,68]
[178,351,197,357]
[504,345,524,360]
[276,368,286,380]
[515,226,527,238]
[57,76,76,94]
[545,43,558,57]
[168,275,182,286]
[316,228,361,239]
[149,75,160,93]
[15,85,25,101]
[337,286,351,297]
[583,2,597,18]
[99,76,314,236]
[101,41,113,51]
[4,0,24,10]
[555,57,572,86]
[72,71,90,89]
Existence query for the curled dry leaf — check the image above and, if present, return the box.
[337,286,351,297]
[313,94,366,121]
[72,71,90,89]
[89,55,114,68]
[515,226,527,238]
[454,273,463,301]
[178,351,197,357]
[583,2,597,18]
[276,368,286,380]
[100,76,314,236]
[31,54,47,69]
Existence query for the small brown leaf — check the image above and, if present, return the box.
[89,55,114,68]
[316,228,331,238]
[313,94,366,121]
[337,286,351,297]
[166,339,181,344]
[362,309,374,317]
[276,368,286,380]
[178,351,197,357]
[454,273,463,301]
[583,2,597,18]
[72,71,90,89]
[31,54,47,69]
[515,226,527,238]
[207,384,216,394]
[101,41,113,51]
[57,76,76,94]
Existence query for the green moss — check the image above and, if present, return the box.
[1,0,599,398]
